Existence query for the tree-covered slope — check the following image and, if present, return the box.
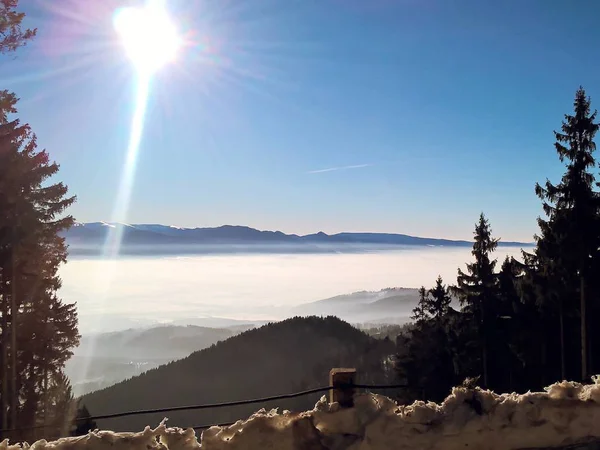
[80,316,394,432]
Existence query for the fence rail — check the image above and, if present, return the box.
[0,370,408,435]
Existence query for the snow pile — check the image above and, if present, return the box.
[5,379,600,450]
[203,379,600,450]
[0,424,200,450]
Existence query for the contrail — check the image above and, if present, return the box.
[307,163,373,174]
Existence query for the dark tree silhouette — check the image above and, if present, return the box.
[411,287,430,324]
[532,87,599,381]
[453,213,498,388]
[394,89,600,399]
[427,276,451,323]
[0,1,78,438]
[72,404,97,437]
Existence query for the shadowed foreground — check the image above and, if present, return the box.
[5,378,600,450]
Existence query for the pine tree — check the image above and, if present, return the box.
[453,213,499,388]
[0,1,36,54]
[515,250,563,387]
[410,287,430,324]
[72,403,96,437]
[427,276,451,323]
[494,257,523,391]
[0,1,37,432]
[426,276,456,399]
[397,287,431,400]
[396,280,457,402]
[0,106,78,436]
[0,3,77,433]
[533,87,599,381]
[18,293,79,436]
[36,371,78,440]
[497,258,518,317]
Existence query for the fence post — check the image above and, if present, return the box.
[329,368,356,408]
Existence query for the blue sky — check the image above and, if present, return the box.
[2,0,599,241]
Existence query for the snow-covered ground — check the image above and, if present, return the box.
[4,379,600,449]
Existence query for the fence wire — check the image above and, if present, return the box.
[0,382,408,434]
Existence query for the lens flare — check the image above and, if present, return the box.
[104,1,181,260]
[103,73,150,259]
[114,4,180,74]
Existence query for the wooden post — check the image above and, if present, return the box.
[329,368,356,408]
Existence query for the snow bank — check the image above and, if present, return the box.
[5,379,600,450]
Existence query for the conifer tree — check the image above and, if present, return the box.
[71,404,96,437]
[0,104,78,435]
[397,287,431,400]
[45,371,75,439]
[0,1,78,435]
[410,287,430,324]
[533,87,599,380]
[394,89,600,396]
[453,213,498,388]
[397,279,457,402]
[494,257,523,391]
[427,276,451,323]
[0,1,36,54]
[0,0,36,431]
[497,258,518,314]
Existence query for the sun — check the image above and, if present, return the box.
[114,4,180,74]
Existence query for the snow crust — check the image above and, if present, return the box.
[4,379,600,450]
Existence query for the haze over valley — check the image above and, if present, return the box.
[61,228,527,395]
[60,225,529,333]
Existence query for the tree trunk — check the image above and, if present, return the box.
[1,303,8,431]
[10,245,17,430]
[541,337,547,387]
[482,338,488,388]
[589,322,594,377]
[481,300,488,389]
[43,368,48,439]
[581,275,587,381]
[559,299,566,380]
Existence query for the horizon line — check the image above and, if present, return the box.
[71,221,534,244]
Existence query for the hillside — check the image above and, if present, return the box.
[74,325,236,359]
[66,325,238,395]
[79,316,395,432]
[293,288,420,324]
[64,223,531,255]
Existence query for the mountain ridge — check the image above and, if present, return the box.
[79,316,394,432]
[64,222,531,249]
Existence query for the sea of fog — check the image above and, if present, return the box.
[59,245,527,333]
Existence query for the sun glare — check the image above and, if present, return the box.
[114,4,180,74]
[103,1,182,262]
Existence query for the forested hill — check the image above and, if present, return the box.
[79,316,395,432]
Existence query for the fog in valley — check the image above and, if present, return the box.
[61,245,526,395]
[61,245,527,333]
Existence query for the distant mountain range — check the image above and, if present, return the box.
[64,222,530,254]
